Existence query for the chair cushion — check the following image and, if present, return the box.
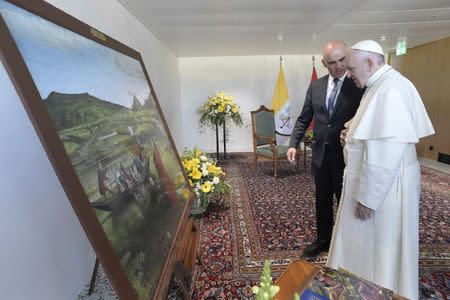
[256,145,289,158]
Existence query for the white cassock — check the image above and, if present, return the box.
[326,64,435,300]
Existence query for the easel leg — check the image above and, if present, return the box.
[173,261,192,300]
[88,257,100,295]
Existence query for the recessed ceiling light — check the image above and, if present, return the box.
[277,32,283,41]
[380,36,386,41]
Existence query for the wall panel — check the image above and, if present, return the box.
[390,36,450,160]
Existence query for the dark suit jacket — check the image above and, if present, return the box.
[289,75,364,168]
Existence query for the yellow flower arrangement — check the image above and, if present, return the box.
[197,91,244,127]
[181,147,230,210]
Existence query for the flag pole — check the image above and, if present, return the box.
[215,123,219,160]
[223,119,227,160]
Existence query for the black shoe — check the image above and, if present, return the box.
[302,240,329,257]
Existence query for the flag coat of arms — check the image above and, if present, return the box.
[308,58,318,131]
[271,61,292,143]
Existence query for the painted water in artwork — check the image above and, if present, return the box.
[0,1,190,298]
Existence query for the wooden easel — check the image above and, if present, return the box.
[88,257,100,295]
[275,260,408,300]
[172,217,202,299]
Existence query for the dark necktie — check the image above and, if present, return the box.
[327,78,340,116]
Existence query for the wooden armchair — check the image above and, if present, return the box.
[250,105,300,177]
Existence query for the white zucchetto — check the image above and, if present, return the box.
[350,40,384,55]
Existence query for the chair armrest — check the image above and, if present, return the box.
[275,130,291,137]
[266,140,278,156]
[255,135,278,155]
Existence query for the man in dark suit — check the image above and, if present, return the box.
[287,40,364,257]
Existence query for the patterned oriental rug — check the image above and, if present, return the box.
[191,153,449,300]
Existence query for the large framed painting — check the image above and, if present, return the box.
[0,0,193,299]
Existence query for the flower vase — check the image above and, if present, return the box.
[190,193,209,217]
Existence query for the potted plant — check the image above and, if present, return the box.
[304,128,315,145]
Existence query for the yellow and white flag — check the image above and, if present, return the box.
[271,58,292,144]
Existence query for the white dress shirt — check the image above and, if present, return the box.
[325,72,347,110]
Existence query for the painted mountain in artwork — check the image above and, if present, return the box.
[132,96,143,111]
[44,91,128,130]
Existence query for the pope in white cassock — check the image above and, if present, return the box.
[326,40,435,300]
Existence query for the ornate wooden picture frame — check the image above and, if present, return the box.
[0,0,193,299]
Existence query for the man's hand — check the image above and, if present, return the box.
[355,202,374,220]
[287,148,297,165]
[340,121,351,147]
[340,128,348,147]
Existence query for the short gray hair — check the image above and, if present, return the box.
[355,50,385,66]
[374,53,385,65]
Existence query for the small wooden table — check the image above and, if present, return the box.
[274,260,319,300]
[275,260,409,300]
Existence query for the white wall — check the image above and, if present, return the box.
[46,0,183,151]
[179,55,327,152]
[0,63,94,299]
[0,0,182,299]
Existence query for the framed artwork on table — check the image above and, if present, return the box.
[0,0,193,299]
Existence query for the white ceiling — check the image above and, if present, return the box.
[118,0,450,57]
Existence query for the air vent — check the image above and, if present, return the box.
[437,153,450,165]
